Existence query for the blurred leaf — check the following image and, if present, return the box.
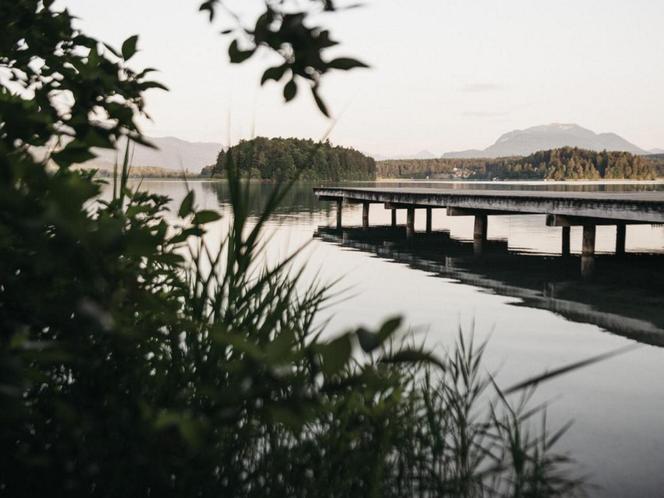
[261,65,288,85]
[312,87,330,118]
[169,226,205,244]
[380,348,446,371]
[178,190,195,217]
[316,334,352,376]
[283,79,297,102]
[228,39,255,63]
[327,57,369,71]
[193,210,221,225]
[121,35,139,60]
[504,344,638,395]
[356,317,401,353]
[265,328,296,363]
[52,142,96,167]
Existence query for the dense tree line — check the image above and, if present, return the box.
[646,154,664,178]
[376,158,489,179]
[210,137,376,181]
[378,147,658,180]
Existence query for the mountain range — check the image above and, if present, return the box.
[84,136,222,172]
[442,123,653,158]
[58,125,659,169]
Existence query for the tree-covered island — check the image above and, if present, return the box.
[206,137,376,181]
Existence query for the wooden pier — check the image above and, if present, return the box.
[314,186,664,277]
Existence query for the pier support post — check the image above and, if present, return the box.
[473,214,488,256]
[362,201,370,228]
[391,208,397,227]
[406,207,415,238]
[616,223,626,256]
[581,225,596,278]
[336,198,343,230]
[426,207,432,233]
[562,226,571,256]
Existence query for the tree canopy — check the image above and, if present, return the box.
[377,147,657,180]
[210,137,376,181]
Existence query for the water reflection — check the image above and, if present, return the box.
[133,180,664,496]
[315,225,664,348]
[200,181,328,216]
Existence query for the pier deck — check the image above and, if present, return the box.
[313,186,664,277]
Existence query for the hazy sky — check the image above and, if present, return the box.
[60,0,664,155]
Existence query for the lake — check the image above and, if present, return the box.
[129,179,664,497]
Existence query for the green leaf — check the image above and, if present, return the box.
[327,57,369,71]
[178,191,195,218]
[121,35,139,60]
[228,39,255,63]
[103,43,121,58]
[169,227,205,244]
[356,328,380,353]
[380,348,447,371]
[193,210,221,225]
[52,143,96,167]
[199,1,216,21]
[316,334,352,376]
[261,65,288,85]
[265,328,296,364]
[139,80,169,92]
[312,87,330,117]
[283,79,297,102]
[503,344,638,395]
[356,317,402,353]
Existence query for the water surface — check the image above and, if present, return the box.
[129,180,664,497]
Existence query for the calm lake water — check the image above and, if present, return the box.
[130,179,664,497]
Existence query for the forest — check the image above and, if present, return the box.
[208,137,376,181]
[378,147,659,180]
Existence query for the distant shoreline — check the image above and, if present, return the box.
[374,178,664,185]
[132,177,664,185]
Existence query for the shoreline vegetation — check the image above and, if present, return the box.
[188,140,660,182]
[378,147,664,181]
[76,139,664,182]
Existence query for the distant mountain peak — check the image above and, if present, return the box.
[83,136,223,171]
[443,123,646,158]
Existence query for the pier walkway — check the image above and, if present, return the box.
[313,186,664,277]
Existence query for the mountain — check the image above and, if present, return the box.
[443,124,647,158]
[86,136,223,172]
[649,148,664,154]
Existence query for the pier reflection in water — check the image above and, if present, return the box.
[137,180,664,496]
[315,225,664,348]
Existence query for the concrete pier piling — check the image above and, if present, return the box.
[562,226,571,256]
[473,214,488,256]
[406,207,415,238]
[391,208,397,227]
[616,223,626,255]
[362,201,370,228]
[315,186,664,276]
[581,225,596,278]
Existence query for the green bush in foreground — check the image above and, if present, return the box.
[1,1,581,496]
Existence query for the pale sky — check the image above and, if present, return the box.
[59,0,664,156]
